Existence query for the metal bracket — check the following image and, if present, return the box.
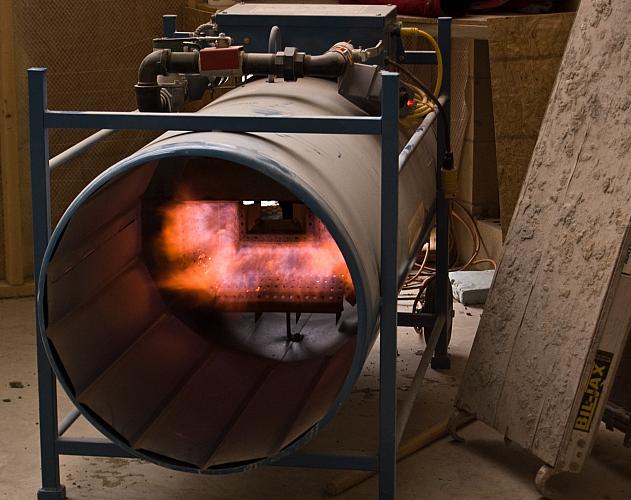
[397,311,436,329]
[535,464,557,498]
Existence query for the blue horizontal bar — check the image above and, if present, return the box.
[44,111,382,135]
[57,437,135,459]
[404,50,437,65]
[397,312,436,329]
[270,452,378,471]
[57,436,378,472]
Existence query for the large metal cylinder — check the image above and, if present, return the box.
[38,77,436,472]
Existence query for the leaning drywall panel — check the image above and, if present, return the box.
[456,0,631,467]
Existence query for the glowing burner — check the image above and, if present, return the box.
[154,201,355,313]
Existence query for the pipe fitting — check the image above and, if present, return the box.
[135,49,200,112]
[303,51,348,78]
[242,44,350,81]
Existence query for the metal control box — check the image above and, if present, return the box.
[216,3,397,58]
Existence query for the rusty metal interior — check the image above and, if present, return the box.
[44,158,358,470]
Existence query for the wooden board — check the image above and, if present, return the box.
[399,15,490,40]
[456,0,631,469]
[0,0,24,285]
[403,12,574,243]
[486,13,575,236]
[461,40,499,219]
[0,281,33,299]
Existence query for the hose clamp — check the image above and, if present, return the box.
[328,42,354,66]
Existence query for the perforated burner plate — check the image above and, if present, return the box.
[213,275,348,313]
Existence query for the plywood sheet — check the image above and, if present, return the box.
[486,13,575,235]
[456,0,631,466]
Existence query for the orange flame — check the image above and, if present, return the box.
[155,201,354,310]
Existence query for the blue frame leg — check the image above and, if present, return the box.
[378,72,400,500]
[37,486,67,500]
[29,68,66,500]
[432,18,453,370]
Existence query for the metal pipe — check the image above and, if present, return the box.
[268,25,282,83]
[50,129,114,171]
[398,95,447,173]
[36,77,437,475]
[395,315,446,446]
[303,51,349,77]
[241,47,349,81]
[163,15,177,38]
[135,49,199,112]
[270,452,378,471]
[49,111,140,171]
[57,408,81,437]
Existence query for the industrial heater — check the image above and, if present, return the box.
[30,5,453,499]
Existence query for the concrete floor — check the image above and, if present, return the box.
[1,297,630,499]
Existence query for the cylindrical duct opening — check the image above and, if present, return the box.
[38,78,436,472]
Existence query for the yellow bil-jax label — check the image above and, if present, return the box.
[573,350,614,432]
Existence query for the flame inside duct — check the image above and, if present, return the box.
[153,200,355,313]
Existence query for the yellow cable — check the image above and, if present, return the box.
[400,27,443,97]
[398,28,444,129]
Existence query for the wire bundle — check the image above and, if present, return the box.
[397,27,444,129]
[399,201,498,316]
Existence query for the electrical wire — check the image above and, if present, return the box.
[400,27,444,97]
[386,57,451,153]
[399,81,435,129]
[399,201,497,303]
[386,58,444,118]
[452,200,497,270]
[386,59,451,151]
[393,28,445,131]
[386,35,447,147]
[393,30,489,302]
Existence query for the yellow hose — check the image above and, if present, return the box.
[400,27,443,97]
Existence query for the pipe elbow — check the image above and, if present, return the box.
[135,49,200,112]
[137,49,171,85]
[135,49,171,112]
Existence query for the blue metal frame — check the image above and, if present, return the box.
[30,17,451,500]
[162,14,193,38]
